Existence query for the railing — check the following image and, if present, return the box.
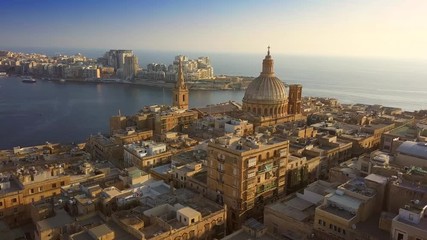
[256,183,277,195]
[257,165,278,175]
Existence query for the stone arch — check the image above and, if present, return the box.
[257,108,261,115]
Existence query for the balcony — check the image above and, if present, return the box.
[257,164,278,175]
[256,183,277,195]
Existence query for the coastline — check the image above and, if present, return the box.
[17,75,253,91]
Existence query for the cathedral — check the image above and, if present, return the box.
[241,47,305,127]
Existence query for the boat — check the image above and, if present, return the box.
[21,76,36,83]
[59,79,66,83]
[0,72,7,77]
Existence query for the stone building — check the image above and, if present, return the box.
[124,141,172,169]
[206,133,289,231]
[391,200,427,240]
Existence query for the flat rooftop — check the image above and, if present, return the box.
[395,215,427,232]
[210,134,287,152]
[37,209,73,231]
[388,125,418,138]
[305,180,338,196]
[319,204,357,220]
[340,178,376,197]
[267,197,314,222]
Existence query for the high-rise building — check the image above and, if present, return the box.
[123,55,138,80]
[104,50,133,71]
[172,60,189,110]
[206,134,289,231]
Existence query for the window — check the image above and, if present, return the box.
[12,198,17,203]
[0,202,2,207]
[397,233,404,240]
[60,181,65,186]
[318,219,322,225]
[30,189,34,194]
[191,218,195,223]
[51,183,56,188]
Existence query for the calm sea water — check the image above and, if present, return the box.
[0,78,244,148]
[1,48,426,148]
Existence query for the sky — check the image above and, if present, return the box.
[1,0,426,59]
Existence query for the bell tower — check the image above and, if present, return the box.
[172,59,189,110]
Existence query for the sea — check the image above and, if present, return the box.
[0,47,426,149]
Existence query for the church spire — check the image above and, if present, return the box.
[261,46,274,76]
[172,58,189,110]
[176,59,187,89]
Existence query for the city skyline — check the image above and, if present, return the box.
[1,0,427,60]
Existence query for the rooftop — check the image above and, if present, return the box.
[267,196,314,222]
[305,180,339,196]
[396,141,427,160]
[365,174,388,185]
[320,204,357,220]
[328,193,362,211]
[388,124,419,139]
[210,133,287,152]
[124,140,167,158]
[36,209,73,231]
[88,224,113,238]
[395,213,427,232]
[340,178,376,197]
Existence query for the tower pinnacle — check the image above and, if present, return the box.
[262,46,274,76]
[176,59,186,89]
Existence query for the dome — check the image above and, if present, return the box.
[242,47,289,117]
[243,47,287,103]
[243,75,287,103]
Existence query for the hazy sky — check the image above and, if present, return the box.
[1,0,426,59]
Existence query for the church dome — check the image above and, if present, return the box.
[243,48,287,104]
[242,47,289,117]
[243,75,287,103]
